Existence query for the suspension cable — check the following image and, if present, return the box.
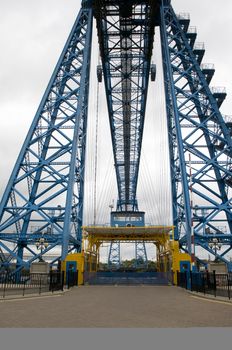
[93,73,100,226]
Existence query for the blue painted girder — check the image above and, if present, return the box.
[108,241,121,268]
[160,1,232,262]
[0,5,93,267]
[94,1,158,211]
[135,242,148,267]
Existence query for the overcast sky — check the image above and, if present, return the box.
[0,0,232,252]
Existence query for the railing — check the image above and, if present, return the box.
[177,13,190,20]
[0,271,66,298]
[201,63,215,70]
[187,26,197,34]
[177,271,232,300]
[211,86,227,94]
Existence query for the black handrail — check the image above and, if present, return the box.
[0,270,65,298]
[177,271,232,300]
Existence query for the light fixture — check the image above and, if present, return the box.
[209,236,222,261]
[35,233,49,261]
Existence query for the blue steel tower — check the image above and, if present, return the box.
[160,2,232,266]
[0,0,232,272]
[0,1,93,271]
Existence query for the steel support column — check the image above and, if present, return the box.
[0,3,93,268]
[160,0,232,262]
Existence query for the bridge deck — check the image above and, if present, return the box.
[1,286,232,327]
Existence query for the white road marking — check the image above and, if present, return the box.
[191,295,232,306]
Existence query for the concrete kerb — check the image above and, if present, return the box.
[187,290,232,304]
[2,285,232,305]
[0,289,70,302]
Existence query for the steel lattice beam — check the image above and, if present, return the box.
[94,0,159,211]
[108,241,121,268]
[160,0,232,263]
[135,242,148,267]
[0,3,93,269]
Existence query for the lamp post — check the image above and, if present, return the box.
[209,237,222,261]
[35,234,49,261]
[109,202,114,226]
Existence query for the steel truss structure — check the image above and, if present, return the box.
[107,242,148,269]
[135,242,148,268]
[0,3,93,271]
[108,241,121,268]
[160,1,232,266]
[95,0,159,266]
[0,0,232,271]
[95,0,158,211]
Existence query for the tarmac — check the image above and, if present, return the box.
[0,285,232,328]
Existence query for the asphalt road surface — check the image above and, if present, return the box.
[0,285,232,327]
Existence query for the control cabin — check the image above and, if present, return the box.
[110,211,145,227]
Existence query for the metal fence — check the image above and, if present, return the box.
[0,271,65,298]
[177,271,232,299]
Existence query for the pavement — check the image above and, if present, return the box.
[0,285,232,327]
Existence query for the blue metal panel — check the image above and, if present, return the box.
[66,261,77,272]
[180,261,191,273]
[84,271,171,285]
[0,4,93,269]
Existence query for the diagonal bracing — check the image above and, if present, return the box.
[160,0,232,262]
[0,3,93,269]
